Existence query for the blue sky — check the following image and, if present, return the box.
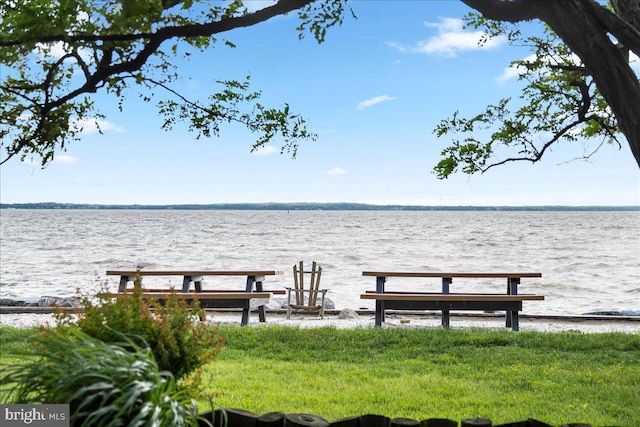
[1,0,639,206]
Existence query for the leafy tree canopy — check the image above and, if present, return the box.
[0,0,350,165]
[1,0,639,177]
[435,0,640,178]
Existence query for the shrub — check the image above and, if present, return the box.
[0,328,206,427]
[55,281,225,379]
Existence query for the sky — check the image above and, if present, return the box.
[1,1,639,206]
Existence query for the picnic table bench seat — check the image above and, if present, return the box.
[116,288,287,295]
[110,291,274,324]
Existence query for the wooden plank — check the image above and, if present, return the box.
[293,262,302,305]
[289,304,321,311]
[360,293,544,301]
[310,261,318,306]
[316,265,323,307]
[364,290,532,295]
[106,270,284,276]
[380,299,524,311]
[118,288,286,294]
[111,292,272,300]
[362,271,542,278]
[298,261,304,305]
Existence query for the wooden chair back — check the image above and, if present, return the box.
[287,261,328,319]
[292,260,323,305]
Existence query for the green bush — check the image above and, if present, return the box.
[0,328,205,427]
[55,282,225,379]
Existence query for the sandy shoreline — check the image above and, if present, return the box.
[1,309,639,333]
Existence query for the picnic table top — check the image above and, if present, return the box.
[106,269,285,276]
[362,271,542,278]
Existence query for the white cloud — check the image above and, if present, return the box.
[20,154,79,166]
[498,54,537,81]
[389,17,506,58]
[357,95,397,110]
[35,40,92,64]
[325,167,347,176]
[251,145,278,156]
[498,52,583,82]
[386,41,407,53]
[73,118,124,134]
[53,155,79,164]
[35,41,68,58]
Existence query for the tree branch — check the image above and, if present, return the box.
[482,118,587,173]
[460,0,539,22]
[0,0,317,47]
[146,78,235,123]
[10,0,318,114]
[587,0,640,58]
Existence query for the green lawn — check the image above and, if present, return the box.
[2,325,638,426]
[202,326,640,426]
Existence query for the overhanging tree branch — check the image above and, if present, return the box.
[0,0,316,47]
[1,0,347,165]
[445,0,640,174]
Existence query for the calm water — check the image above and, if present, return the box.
[1,209,639,315]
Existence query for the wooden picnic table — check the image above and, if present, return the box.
[106,269,284,326]
[361,271,544,331]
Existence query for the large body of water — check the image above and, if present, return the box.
[1,209,639,316]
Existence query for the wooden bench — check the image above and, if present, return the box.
[111,291,274,324]
[106,269,284,326]
[361,272,544,331]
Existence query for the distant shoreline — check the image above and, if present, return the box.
[1,202,639,211]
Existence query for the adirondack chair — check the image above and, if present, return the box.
[286,261,328,319]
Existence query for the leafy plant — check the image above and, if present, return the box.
[0,328,205,427]
[55,281,225,379]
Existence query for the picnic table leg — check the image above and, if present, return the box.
[182,276,191,293]
[240,309,250,326]
[442,278,451,328]
[511,311,520,331]
[239,276,255,326]
[182,275,203,292]
[375,276,386,326]
[254,276,267,323]
[375,300,384,327]
[506,278,520,329]
[241,275,267,324]
[118,275,130,292]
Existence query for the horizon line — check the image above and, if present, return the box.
[1,202,638,211]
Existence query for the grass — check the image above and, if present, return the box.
[0,326,39,364]
[203,326,640,426]
[2,325,639,426]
